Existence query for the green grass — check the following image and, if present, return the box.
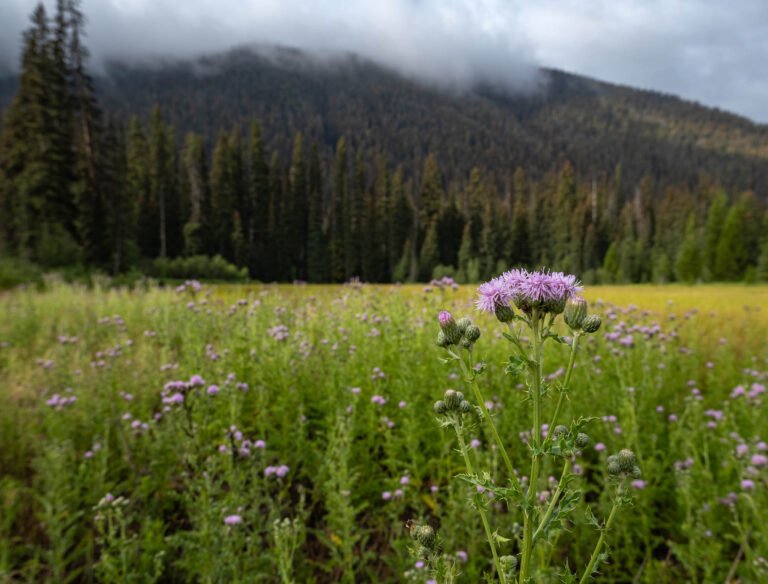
[0,281,766,582]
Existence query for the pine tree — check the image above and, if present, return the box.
[457,223,474,283]
[675,214,701,283]
[181,132,209,257]
[601,242,620,283]
[435,200,464,268]
[345,149,365,279]
[553,161,576,271]
[306,143,327,282]
[266,152,285,280]
[419,220,440,280]
[510,169,531,267]
[369,153,391,282]
[329,138,348,282]
[210,130,234,261]
[128,118,156,258]
[419,154,443,227]
[703,191,727,280]
[466,166,485,253]
[714,205,748,281]
[387,167,412,276]
[248,121,270,277]
[289,132,307,278]
[0,5,57,258]
[101,119,134,273]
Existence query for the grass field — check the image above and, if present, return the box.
[0,281,766,582]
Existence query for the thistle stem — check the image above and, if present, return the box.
[458,356,523,495]
[533,457,571,541]
[453,421,507,584]
[579,494,621,584]
[545,333,581,444]
[520,309,543,582]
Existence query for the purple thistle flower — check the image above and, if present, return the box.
[477,268,581,316]
[519,271,558,304]
[476,276,512,313]
[438,310,454,328]
[224,515,242,525]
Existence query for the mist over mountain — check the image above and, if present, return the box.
[4,44,768,197]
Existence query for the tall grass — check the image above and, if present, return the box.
[0,281,766,582]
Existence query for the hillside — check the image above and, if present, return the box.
[3,46,765,196]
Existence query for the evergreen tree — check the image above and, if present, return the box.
[703,191,727,280]
[289,132,308,278]
[457,223,474,283]
[306,143,327,282]
[329,137,348,282]
[181,132,209,257]
[714,205,748,280]
[675,214,701,283]
[210,130,236,261]
[419,154,443,227]
[419,220,440,280]
[248,121,270,276]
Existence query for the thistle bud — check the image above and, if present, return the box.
[464,324,481,342]
[617,449,637,473]
[631,465,642,479]
[581,314,602,334]
[564,297,588,330]
[436,331,449,348]
[552,425,569,439]
[413,524,436,549]
[575,432,591,449]
[500,555,518,574]
[444,389,462,410]
[434,400,447,415]
[459,400,473,414]
[438,311,462,344]
[456,318,472,335]
[607,457,622,476]
[494,303,515,323]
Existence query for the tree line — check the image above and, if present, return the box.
[1,2,767,283]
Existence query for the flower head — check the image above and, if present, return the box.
[224,515,243,525]
[477,268,582,316]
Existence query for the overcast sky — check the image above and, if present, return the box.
[1,0,767,123]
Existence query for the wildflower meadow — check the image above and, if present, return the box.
[0,277,767,583]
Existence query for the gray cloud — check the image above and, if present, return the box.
[1,0,767,122]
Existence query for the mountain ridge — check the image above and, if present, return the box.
[2,45,767,198]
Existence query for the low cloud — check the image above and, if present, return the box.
[0,0,541,93]
[1,0,767,121]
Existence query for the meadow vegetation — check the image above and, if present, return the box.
[0,279,766,582]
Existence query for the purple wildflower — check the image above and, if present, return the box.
[476,276,512,313]
[224,515,242,525]
[438,310,454,327]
